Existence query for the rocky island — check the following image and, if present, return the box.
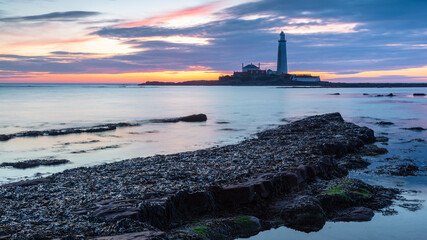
[0,113,405,239]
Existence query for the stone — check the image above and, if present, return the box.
[3,178,51,187]
[92,200,141,221]
[403,127,425,131]
[0,135,11,141]
[151,114,208,123]
[95,231,165,240]
[176,114,208,122]
[279,196,326,232]
[0,159,70,169]
[413,93,425,96]
[375,136,389,142]
[319,178,374,210]
[213,182,255,208]
[332,207,374,222]
[376,121,394,125]
[172,190,215,219]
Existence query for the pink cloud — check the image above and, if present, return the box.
[119,1,222,28]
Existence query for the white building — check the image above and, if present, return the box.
[276,31,288,75]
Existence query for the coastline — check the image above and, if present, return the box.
[0,113,411,239]
[139,80,427,88]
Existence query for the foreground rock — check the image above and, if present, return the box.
[0,159,70,169]
[0,113,396,239]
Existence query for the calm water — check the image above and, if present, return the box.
[0,84,426,239]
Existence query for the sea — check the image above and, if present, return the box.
[0,84,426,239]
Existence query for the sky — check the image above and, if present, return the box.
[0,0,426,83]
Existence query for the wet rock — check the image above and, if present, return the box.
[0,135,11,141]
[413,93,425,96]
[386,93,395,97]
[216,121,230,124]
[319,178,374,210]
[329,93,340,95]
[232,216,262,237]
[402,127,426,131]
[363,93,369,96]
[375,136,389,142]
[360,144,388,156]
[151,114,207,123]
[177,114,208,122]
[376,164,419,176]
[172,190,216,219]
[219,128,240,131]
[213,183,256,208]
[92,200,141,222]
[189,216,262,239]
[278,196,326,232]
[0,159,69,169]
[332,207,374,222]
[338,156,370,170]
[0,114,207,142]
[95,231,166,240]
[376,121,394,125]
[3,178,51,187]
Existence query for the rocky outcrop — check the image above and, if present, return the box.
[0,114,207,141]
[0,159,69,169]
[0,113,394,239]
[95,231,165,240]
[3,178,52,187]
[331,207,374,222]
[278,196,326,232]
[150,114,207,123]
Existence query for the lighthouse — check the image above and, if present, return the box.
[276,31,288,75]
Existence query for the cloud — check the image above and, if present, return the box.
[0,11,101,22]
[0,0,426,83]
[119,1,221,28]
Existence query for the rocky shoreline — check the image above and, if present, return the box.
[0,113,403,239]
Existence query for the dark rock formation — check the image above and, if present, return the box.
[150,114,207,123]
[3,178,52,187]
[0,114,207,141]
[0,159,69,169]
[0,113,398,239]
[93,199,142,222]
[376,164,419,176]
[375,136,389,142]
[402,127,426,131]
[413,93,425,96]
[95,231,165,240]
[332,207,374,222]
[278,196,326,232]
[376,121,394,125]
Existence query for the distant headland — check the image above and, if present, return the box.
[140,32,427,88]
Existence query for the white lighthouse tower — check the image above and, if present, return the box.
[276,31,288,75]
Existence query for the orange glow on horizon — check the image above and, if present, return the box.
[0,70,225,83]
[292,65,427,80]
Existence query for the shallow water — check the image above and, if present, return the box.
[0,84,425,183]
[0,84,426,239]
